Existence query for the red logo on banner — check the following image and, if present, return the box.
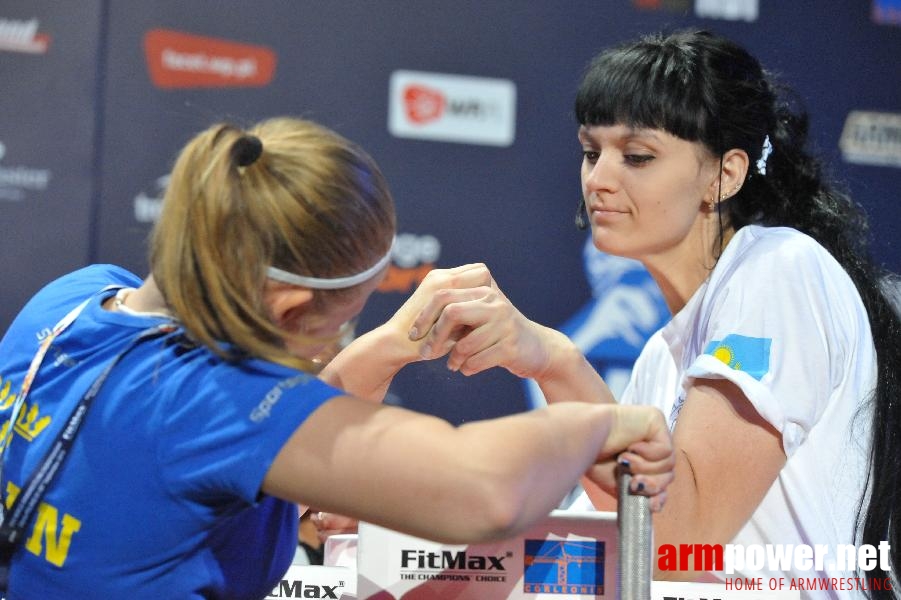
[403,85,446,124]
[143,28,276,89]
[0,18,51,54]
[631,0,691,11]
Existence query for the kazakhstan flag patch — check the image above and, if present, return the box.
[703,334,772,381]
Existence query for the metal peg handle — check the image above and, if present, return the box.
[617,470,652,600]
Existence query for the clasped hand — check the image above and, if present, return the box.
[390,263,554,379]
[386,263,674,510]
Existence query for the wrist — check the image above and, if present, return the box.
[366,321,422,370]
[318,323,414,401]
[534,328,615,405]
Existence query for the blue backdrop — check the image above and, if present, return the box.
[2,0,899,424]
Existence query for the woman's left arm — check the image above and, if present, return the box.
[645,378,785,581]
[409,278,617,406]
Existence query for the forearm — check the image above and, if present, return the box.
[534,327,616,405]
[317,323,416,402]
[443,403,618,540]
[277,400,619,545]
[650,453,708,581]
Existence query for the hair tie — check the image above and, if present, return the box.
[232,135,263,167]
[756,135,773,176]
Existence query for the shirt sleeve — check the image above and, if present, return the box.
[157,358,343,505]
[619,332,677,412]
[683,231,865,457]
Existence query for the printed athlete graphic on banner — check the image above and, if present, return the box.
[524,235,669,408]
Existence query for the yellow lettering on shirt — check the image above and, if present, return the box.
[5,481,82,567]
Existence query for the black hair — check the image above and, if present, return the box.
[576,29,901,595]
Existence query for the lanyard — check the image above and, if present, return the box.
[0,290,176,548]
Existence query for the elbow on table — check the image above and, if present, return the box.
[446,476,538,545]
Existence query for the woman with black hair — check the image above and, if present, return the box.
[407,29,900,597]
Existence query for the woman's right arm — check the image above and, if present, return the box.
[317,263,496,402]
[408,277,616,406]
[262,398,673,545]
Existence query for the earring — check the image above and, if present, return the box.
[720,186,741,201]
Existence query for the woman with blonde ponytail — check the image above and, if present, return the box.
[0,116,672,599]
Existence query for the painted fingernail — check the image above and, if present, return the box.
[619,458,631,468]
[635,481,645,492]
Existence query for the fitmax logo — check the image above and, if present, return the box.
[269,579,342,598]
[400,549,508,571]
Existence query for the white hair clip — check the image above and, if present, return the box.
[266,240,394,290]
[757,135,773,176]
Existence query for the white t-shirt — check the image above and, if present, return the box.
[576,225,878,596]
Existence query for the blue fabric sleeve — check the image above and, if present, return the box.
[156,357,343,505]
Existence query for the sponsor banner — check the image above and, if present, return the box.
[694,0,760,22]
[0,140,52,202]
[133,174,169,223]
[144,28,276,89]
[632,0,692,11]
[388,70,516,147]
[379,232,441,294]
[523,540,605,595]
[0,17,51,54]
[839,111,901,168]
[357,510,618,598]
[266,565,355,599]
[872,0,901,25]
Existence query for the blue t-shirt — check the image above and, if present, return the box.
[0,265,342,599]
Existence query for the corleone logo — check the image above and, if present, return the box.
[144,28,276,89]
[0,18,51,54]
[389,70,516,147]
[523,539,605,595]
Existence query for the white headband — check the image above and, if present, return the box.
[266,242,394,290]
